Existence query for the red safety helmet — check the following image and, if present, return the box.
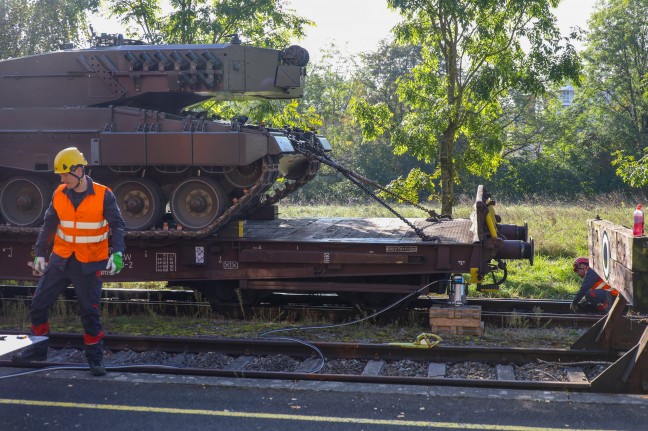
[573,257,589,272]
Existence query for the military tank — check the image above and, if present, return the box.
[0,34,328,233]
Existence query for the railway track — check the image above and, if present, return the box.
[0,284,611,327]
[2,296,646,393]
[0,332,634,393]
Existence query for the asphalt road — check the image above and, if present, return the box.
[0,365,645,431]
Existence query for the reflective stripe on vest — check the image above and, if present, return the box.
[52,183,110,262]
[56,227,109,243]
[592,278,619,296]
[59,220,108,229]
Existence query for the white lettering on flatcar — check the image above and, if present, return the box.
[223,261,239,270]
[386,246,417,253]
[155,253,177,272]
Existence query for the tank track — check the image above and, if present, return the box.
[0,154,280,241]
[0,127,327,241]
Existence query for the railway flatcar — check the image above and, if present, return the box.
[0,185,533,309]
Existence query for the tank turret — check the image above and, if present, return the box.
[0,36,326,233]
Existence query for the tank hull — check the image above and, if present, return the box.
[0,41,323,231]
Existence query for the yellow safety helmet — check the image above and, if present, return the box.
[54,147,87,174]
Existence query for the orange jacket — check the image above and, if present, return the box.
[52,183,109,263]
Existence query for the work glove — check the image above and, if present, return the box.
[569,301,579,313]
[106,252,123,275]
[32,257,46,275]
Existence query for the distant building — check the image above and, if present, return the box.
[559,84,575,106]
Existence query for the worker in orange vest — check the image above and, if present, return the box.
[12,147,125,376]
[570,257,619,314]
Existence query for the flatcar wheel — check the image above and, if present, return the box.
[223,159,263,189]
[112,178,164,231]
[0,176,51,226]
[170,177,227,230]
[194,282,261,313]
[339,292,409,311]
[214,286,260,306]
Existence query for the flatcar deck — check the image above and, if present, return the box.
[0,186,532,296]
[227,217,475,244]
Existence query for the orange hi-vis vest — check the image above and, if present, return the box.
[52,183,109,263]
[592,277,619,297]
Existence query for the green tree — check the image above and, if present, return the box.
[0,0,98,59]
[350,41,432,199]
[385,0,581,215]
[107,0,312,47]
[464,88,627,198]
[583,0,648,187]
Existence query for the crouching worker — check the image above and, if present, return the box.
[570,257,619,314]
[12,147,125,376]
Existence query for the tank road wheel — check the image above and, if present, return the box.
[170,177,227,230]
[112,178,165,231]
[0,176,51,226]
[223,159,263,189]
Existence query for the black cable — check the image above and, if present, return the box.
[258,279,445,373]
[0,363,197,380]
[0,282,446,378]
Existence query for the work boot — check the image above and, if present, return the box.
[88,359,106,376]
[85,339,105,376]
[11,338,49,363]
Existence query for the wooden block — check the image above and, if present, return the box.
[429,317,482,328]
[455,322,484,336]
[454,306,481,320]
[430,305,482,331]
[247,205,279,220]
[429,307,456,319]
[217,220,246,238]
[431,321,484,336]
[429,305,481,320]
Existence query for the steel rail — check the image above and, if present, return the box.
[0,332,623,392]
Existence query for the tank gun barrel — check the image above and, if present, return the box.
[0,43,309,112]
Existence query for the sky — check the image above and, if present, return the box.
[91,0,598,61]
[285,0,598,61]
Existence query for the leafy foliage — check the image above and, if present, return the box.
[586,0,648,187]
[385,0,582,214]
[0,0,99,59]
[2,1,647,202]
[107,0,313,47]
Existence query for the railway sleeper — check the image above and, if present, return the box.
[0,335,641,394]
[3,295,648,393]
